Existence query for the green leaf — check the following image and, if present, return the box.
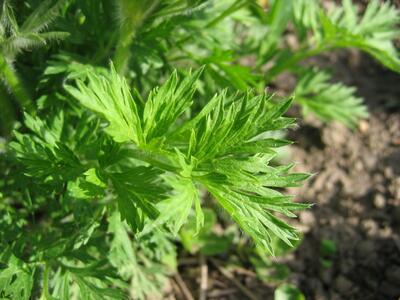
[1,0,19,34]
[295,68,368,127]
[1,0,69,60]
[274,283,305,300]
[320,239,337,257]
[180,208,232,255]
[228,138,293,154]
[258,0,293,63]
[0,253,34,300]
[142,68,203,143]
[157,174,204,235]
[299,0,400,72]
[63,65,308,254]
[20,0,68,34]
[185,92,294,161]
[204,183,308,254]
[51,269,71,299]
[204,50,259,91]
[10,132,83,183]
[65,64,143,144]
[108,212,169,300]
[292,0,319,35]
[250,256,290,283]
[73,274,124,300]
[109,166,167,233]
[68,168,107,200]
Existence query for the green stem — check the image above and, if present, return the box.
[265,38,352,83]
[126,147,179,173]
[0,54,34,112]
[39,263,51,300]
[113,24,136,75]
[265,46,326,83]
[206,0,248,28]
[112,0,160,75]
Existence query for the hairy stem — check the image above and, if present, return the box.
[0,55,34,112]
[113,0,160,75]
[113,24,136,76]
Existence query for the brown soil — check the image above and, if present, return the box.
[284,52,400,300]
[288,114,400,300]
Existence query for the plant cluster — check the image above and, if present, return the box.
[0,0,398,299]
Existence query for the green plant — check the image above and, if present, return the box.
[274,283,305,300]
[320,238,338,268]
[257,0,399,126]
[0,0,68,113]
[3,63,310,298]
[0,0,398,299]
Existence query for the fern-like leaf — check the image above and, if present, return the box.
[67,66,309,254]
[295,69,368,127]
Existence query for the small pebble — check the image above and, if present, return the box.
[361,219,379,236]
[359,120,369,133]
[300,211,316,227]
[374,194,386,209]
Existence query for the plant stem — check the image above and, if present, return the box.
[39,263,51,300]
[265,46,326,83]
[113,24,136,76]
[206,0,248,28]
[112,0,160,75]
[264,38,350,83]
[126,147,179,173]
[0,54,34,112]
